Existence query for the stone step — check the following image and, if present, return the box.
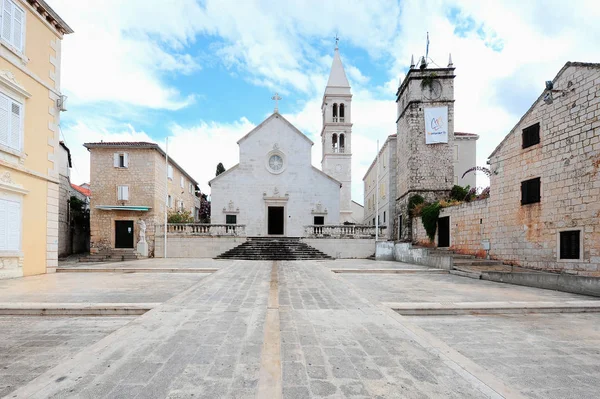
[216,239,332,260]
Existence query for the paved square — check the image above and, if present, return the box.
[1,258,599,398]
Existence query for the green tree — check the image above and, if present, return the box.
[216,162,226,176]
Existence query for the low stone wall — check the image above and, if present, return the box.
[155,235,247,258]
[411,199,489,257]
[301,238,374,259]
[375,241,453,269]
[393,243,453,269]
[482,272,600,297]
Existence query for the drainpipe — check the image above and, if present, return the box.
[375,140,379,242]
[164,137,168,259]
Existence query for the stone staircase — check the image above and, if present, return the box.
[216,237,332,260]
[424,248,505,278]
[79,249,141,263]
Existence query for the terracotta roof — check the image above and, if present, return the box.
[83,141,199,186]
[71,183,90,197]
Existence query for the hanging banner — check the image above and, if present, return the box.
[424,106,448,144]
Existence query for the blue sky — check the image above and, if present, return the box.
[50,0,599,204]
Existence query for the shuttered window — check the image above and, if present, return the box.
[559,230,580,260]
[113,153,128,168]
[0,198,20,251]
[522,122,540,149]
[180,176,184,188]
[117,185,129,201]
[521,177,541,205]
[0,92,22,151]
[1,0,24,52]
[167,165,173,180]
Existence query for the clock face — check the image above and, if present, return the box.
[269,154,283,171]
[423,80,442,100]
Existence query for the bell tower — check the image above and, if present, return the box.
[321,45,353,223]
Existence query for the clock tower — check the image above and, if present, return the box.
[321,45,353,223]
[394,59,456,240]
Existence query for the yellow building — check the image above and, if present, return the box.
[0,0,72,279]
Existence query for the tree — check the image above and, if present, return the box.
[199,193,211,223]
[216,162,226,176]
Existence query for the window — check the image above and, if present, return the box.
[178,200,184,212]
[0,197,20,251]
[383,211,386,223]
[189,183,193,194]
[521,177,541,205]
[167,165,173,180]
[339,134,345,153]
[339,103,345,122]
[0,93,22,151]
[226,214,237,224]
[1,0,25,52]
[167,195,172,208]
[117,185,129,201]
[560,230,581,260]
[113,153,128,168]
[180,176,184,188]
[332,133,338,152]
[522,122,540,149]
[332,103,338,122]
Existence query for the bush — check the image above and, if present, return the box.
[168,210,194,223]
[421,202,441,241]
[450,185,470,202]
[408,194,425,217]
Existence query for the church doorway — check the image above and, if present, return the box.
[267,206,284,235]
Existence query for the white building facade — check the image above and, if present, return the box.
[209,113,341,237]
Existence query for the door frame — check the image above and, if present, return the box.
[264,198,287,236]
[114,220,135,249]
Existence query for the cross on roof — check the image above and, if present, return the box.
[335,34,339,49]
[271,92,282,113]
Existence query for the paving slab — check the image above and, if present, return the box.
[0,316,134,398]
[0,272,205,303]
[340,272,599,303]
[410,313,600,399]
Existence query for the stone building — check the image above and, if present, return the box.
[209,113,342,237]
[210,45,363,237]
[364,130,477,240]
[413,62,600,273]
[393,58,458,241]
[363,135,397,239]
[85,142,199,257]
[454,132,479,187]
[57,141,88,257]
[0,0,72,279]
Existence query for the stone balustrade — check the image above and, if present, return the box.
[304,225,385,238]
[165,223,246,236]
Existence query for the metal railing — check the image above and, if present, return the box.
[304,225,385,238]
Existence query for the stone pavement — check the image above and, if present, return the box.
[0,317,134,398]
[2,258,600,398]
[411,313,600,399]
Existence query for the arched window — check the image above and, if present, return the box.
[339,103,345,122]
[332,103,338,122]
[339,134,345,153]
[332,133,338,152]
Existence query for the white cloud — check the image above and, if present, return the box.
[53,0,600,209]
[49,0,203,110]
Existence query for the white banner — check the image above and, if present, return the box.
[424,106,448,144]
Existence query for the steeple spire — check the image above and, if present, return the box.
[325,46,350,95]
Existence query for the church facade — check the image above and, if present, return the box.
[209,114,341,237]
[209,46,355,237]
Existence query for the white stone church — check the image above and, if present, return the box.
[209,46,358,237]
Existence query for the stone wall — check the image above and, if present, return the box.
[487,63,600,272]
[155,235,246,258]
[301,238,374,259]
[58,174,70,257]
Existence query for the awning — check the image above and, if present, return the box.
[95,205,151,212]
